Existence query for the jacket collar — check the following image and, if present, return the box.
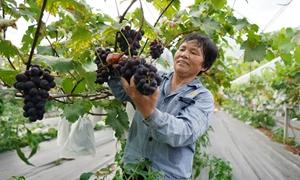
[162,72,203,97]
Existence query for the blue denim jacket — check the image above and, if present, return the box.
[108,72,214,179]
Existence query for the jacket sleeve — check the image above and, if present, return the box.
[143,90,214,147]
[107,77,131,102]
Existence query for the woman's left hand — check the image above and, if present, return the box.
[121,76,159,119]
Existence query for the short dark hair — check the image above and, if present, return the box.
[183,33,218,74]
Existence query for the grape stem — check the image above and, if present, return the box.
[45,36,59,57]
[26,0,48,70]
[139,0,176,55]
[129,0,144,56]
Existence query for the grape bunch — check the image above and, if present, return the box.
[14,65,56,122]
[149,40,164,59]
[116,58,142,83]
[115,57,162,95]
[134,62,162,95]
[117,26,143,56]
[94,47,112,84]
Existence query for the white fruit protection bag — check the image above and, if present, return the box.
[57,107,103,158]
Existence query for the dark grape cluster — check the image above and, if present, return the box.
[134,62,162,95]
[115,58,162,95]
[14,65,56,122]
[150,40,164,59]
[116,58,142,83]
[117,26,143,56]
[94,47,112,84]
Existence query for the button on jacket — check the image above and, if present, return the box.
[108,72,214,179]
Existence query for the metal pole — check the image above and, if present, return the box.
[283,103,288,143]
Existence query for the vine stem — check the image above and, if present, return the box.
[15,91,112,102]
[139,0,176,55]
[114,0,137,52]
[26,0,47,70]
[128,0,144,57]
[87,112,107,116]
[49,91,112,100]
[1,0,16,70]
[1,0,6,39]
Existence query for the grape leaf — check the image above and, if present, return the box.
[0,39,20,58]
[80,172,94,180]
[63,100,92,123]
[15,145,34,166]
[294,46,300,65]
[244,44,266,62]
[103,100,129,140]
[0,68,19,86]
[150,0,180,18]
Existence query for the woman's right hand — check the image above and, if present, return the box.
[106,53,124,65]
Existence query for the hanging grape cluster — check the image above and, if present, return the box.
[94,47,112,84]
[115,57,162,95]
[117,26,143,56]
[150,40,164,59]
[134,62,162,95]
[14,65,56,122]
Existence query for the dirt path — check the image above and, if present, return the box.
[206,111,300,180]
[0,128,116,180]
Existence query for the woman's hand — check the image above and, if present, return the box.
[121,76,159,119]
[106,53,124,65]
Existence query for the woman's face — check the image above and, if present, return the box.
[174,40,205,78]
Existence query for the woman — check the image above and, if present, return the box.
[107,32,218,179]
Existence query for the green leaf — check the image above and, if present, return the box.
[37,0,91,17]
[0,68,19,86]
[0,39,20,58]
[62,77,74,93]
[234,18,250,31]
[37,45,54,56]
[104,100,129,140]
[62,77,86,93]
[80,72,97,91]
[210,0,226,9]
[26,129,39,159]
[265,49,275,60]
[151,0,180,18]
[63,100,92,123]
[244,44,266,62]
[33,55,76,72]
[294,46,300,65]
[80,172,94,180]
[15,146,34,166]
[21,25,36,53]
[130,9,157,39]
[67,25,93,53]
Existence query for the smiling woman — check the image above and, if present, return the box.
[172,33,218,92]
[106,32,219,179]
